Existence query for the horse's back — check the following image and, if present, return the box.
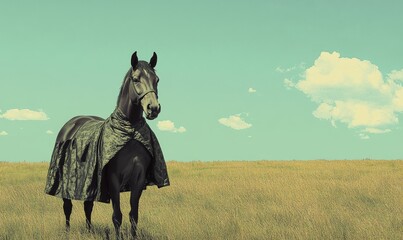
[56,116,104,143]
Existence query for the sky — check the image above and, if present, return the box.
[1,1,403,162]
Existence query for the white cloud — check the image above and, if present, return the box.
[284,78,295,90]
[293,51,403,137]
[276,63,305,73]
[218,114,252,130]
[359,133,370,140]
[312,101,397,128]
[393,88,403,111]
[362,128,391,134]
[276,66,296,73]
[248,87,257,93]
[46,130,54,135]
[157,120,186,133]
[0,131,8,136]
[388,69,403,82]
[0,109,49,120]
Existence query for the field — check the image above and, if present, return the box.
[0,160,402,239]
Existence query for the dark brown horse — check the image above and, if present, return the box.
[45,52,169,239]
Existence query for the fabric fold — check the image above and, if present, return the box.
[45,108,170,203]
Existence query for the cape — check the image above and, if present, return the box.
[44,108,170,203]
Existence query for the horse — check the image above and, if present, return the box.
[45,52,169,239]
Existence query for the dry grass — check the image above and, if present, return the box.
[0,160,402,239]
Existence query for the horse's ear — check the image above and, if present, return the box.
[131,51,138,69]
[149,52,157,68]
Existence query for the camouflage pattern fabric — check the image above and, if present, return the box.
[44,108,170,203]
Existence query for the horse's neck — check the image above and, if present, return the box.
[118,101,143,124]
[117,79,143,125]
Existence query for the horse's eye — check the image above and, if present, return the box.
[132,77,140,82]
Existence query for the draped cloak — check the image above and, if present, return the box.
[44,108,170,203]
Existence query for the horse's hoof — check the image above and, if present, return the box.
[131,230,138,239]
[65,221,70,232]
[104,228,111,240]
[86,223,93,232]
[116,231,124,240]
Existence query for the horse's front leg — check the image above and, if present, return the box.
[129,187,144,238]
[108,174,123,240]
[129,165,147,238]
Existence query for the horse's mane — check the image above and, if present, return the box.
[116,69,132,106]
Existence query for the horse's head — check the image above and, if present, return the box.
[128,52,161,120]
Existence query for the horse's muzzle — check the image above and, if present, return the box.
[145,103,161,120]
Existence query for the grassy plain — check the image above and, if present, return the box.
[0,160,402,239]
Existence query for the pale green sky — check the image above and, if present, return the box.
[1,1,402,161]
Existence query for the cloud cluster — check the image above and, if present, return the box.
[0,131,8,136]
[157,120,186,133]
[218,114,252,130]
[248,87,257,93]
[276,66,296,73]
[0,109,49,120]
[284,78,295,90]
[293,51,403,137]
[276,63,305,73]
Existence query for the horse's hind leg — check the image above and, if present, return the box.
[84,200,94,231]
[63,198,73,230]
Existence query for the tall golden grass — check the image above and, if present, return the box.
[0,160,402,239]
